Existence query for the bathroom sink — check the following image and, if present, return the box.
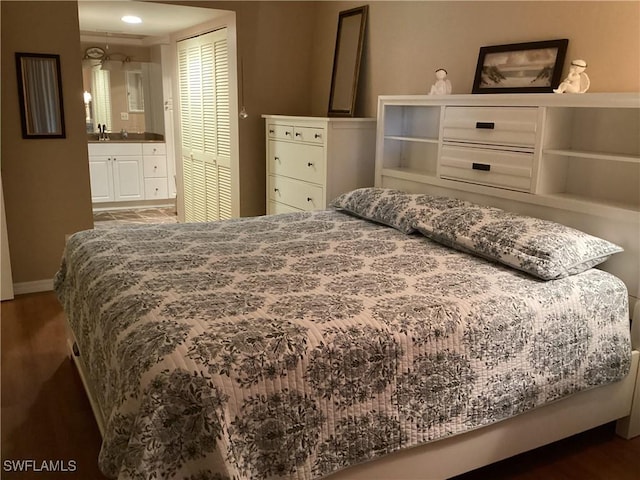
[87,132,164,143]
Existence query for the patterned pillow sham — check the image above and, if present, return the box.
[412,203,623,280]
[330,188,469,234]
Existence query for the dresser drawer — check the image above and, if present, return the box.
[268,175,324,211]
[144,177,169,199]
[267,123,294,141]
[142,143,166,156]
[439,145,533,192]
[268,200,301,215]
[143,156,167,178]
[88,142,142,156]
[293,126,324,144]
[268,140,325,184]
[442,107,539,147]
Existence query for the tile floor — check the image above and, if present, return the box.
[93,207,178,228]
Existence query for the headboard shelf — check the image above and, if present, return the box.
[375,93,640,299]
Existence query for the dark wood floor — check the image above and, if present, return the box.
[2,291,639,480]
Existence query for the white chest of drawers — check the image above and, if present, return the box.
[263,116,376,214]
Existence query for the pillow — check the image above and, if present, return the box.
[330,188,469,234]
[412,202,623,280]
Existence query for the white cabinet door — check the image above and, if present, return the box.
[89,156,114,203]
[113,156,144,201]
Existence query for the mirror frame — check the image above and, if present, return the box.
[328,5,368,117]
[15,52,66,139]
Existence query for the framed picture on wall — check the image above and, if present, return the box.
[15,52,66,138]
[472,39,568,94]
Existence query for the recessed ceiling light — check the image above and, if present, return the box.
[121,15,142,24]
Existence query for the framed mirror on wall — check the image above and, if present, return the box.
[15,52,65,139]
[328,5,368,117]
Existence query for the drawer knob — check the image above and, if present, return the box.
[307,162,314,167]
[285,131,291,136]
[274,156,280,161]
[306,197,312,202]
[269,129,275,134]
[314,134,321,139]
[475,122,495,129]
[274,188,279,193]
[295,132,302,137]
[472,163,491,171]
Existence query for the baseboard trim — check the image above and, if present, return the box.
[13,279,54,295]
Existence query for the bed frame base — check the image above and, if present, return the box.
[68,319,638,480]
[67,336,106,438]
[327,350,639,479]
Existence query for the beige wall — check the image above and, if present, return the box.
[310,1,640,116]
[1,1,638,285]
[1,1,94,284]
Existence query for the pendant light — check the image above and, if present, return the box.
[239,57,248,119]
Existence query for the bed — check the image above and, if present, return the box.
[54,188,639,480]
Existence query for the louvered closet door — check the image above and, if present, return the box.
[178,28,232,222]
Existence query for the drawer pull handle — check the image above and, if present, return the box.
[472,163,491,171]
[274,188,280,193]
[274,156,280,161]
[295,132,302,137]
[269,129,275,134]
[314,134,321,139]
[476,122,495,129]
[285,131,292,136]
[306,197,313,202]
[307,162,314,167]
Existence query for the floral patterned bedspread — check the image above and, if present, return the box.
[54,210,631,480]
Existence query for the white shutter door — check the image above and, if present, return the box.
[217,164,232,220]
[183,155,194,222]
[192,159,207,222]
[205,163,219,221]
[213,39,230,161]
[177,28,231,223]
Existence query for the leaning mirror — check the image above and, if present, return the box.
[15,52,65,138]
[328,5,368,117]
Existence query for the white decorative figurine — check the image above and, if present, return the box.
[429,68,452,95]
[553,59,590,94]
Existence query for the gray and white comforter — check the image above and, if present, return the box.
[54,209,632,480]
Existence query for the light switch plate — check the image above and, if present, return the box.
[120,112,129,120]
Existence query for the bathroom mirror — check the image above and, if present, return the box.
[83,62,164,137]
[15,52,66,138]
[328,5,368,117]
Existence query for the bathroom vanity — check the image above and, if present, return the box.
[88,139,171,204]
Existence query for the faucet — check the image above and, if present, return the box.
[102,124,109,141]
